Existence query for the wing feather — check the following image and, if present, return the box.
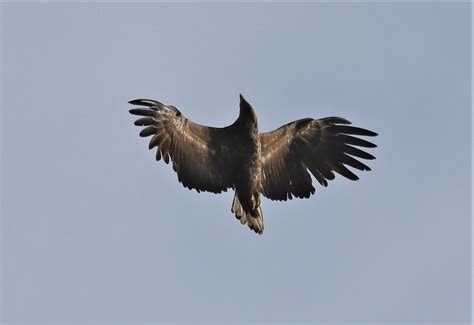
[129,99,233,193]
[260,117,377,201]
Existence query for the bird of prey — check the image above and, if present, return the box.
[129,94,377,234]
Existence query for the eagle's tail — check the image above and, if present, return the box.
[231,192,264,235]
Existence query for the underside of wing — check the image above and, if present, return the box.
[129,99,234,194]
[260,117,377,201]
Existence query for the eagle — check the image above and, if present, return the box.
[129,94,377,234]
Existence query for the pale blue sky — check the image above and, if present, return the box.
[1,2,471,323]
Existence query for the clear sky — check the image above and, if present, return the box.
[1,2,471,323]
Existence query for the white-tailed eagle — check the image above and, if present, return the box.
[129,94,377,234]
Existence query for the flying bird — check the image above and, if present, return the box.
[129,94,377,234]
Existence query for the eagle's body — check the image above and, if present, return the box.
[228,98,262,221]
[129,94,377,234]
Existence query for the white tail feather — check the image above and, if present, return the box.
[231,193,264,234]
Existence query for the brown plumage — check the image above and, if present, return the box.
[129,94,377,234]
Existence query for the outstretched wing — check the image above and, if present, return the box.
[259,117,377,201]
[129,99,233,193]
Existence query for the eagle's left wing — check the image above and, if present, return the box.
[129,99,234,194]
[259,117,377,201]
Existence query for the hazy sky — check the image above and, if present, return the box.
[1,2,471,323]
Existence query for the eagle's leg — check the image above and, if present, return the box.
[252,193,261,212]
[231,192,264,235]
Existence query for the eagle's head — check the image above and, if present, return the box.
[239,94,258,129]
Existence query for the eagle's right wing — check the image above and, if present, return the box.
[129,99,234,194]
[259,117,377,201]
